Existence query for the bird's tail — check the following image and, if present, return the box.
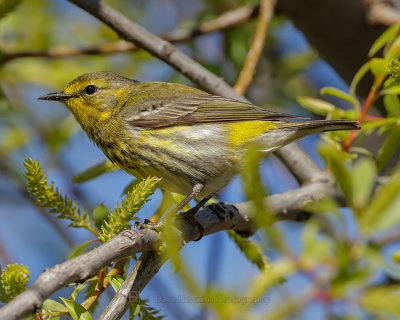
[257,119,361,153]
[277,119,361,133]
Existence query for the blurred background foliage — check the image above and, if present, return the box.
[1,0,400,319]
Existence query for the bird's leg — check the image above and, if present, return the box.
[169,184,207,241]
[136,184,205,235]
[178,196,210,241]
[174,183,205,215]
[184,197,210,215]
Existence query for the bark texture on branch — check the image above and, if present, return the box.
[1,5,259,63]
[0,179,341,319]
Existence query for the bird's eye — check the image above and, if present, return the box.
[84,85,97,95]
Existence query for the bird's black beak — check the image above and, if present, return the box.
[38,91,73,101]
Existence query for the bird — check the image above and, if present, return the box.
[38,71,360,226]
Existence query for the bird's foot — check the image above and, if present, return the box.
[208,202,232,223]
[135,219,165,231]
[178,208,204,241]
[209,202,253,238]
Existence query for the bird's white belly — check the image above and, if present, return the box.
[128,123,240,197]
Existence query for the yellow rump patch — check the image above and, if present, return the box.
[227,121,277,148]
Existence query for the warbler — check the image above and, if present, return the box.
[38,71,360,216]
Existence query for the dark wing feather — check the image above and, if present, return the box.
[121,82,304,128]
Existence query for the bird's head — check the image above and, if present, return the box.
[38,71,138,124]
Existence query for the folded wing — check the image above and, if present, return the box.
[122,82,304,128]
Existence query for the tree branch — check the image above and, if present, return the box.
[1,5,259,64]
[100,180,341,320]
[98,251,163,320]
[274,144,328,184]
[0,179,341,319]
[234,0,276,95]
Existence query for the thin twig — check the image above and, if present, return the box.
[0,229,160,320]
[343,74,385,150]
[0,5,259,64]
[81,258,129,310]
[98,252,163,320]
[81,267,107,310]
[234,0,276,95]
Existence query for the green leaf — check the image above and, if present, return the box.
[170,192,190,211]
[376,125,400,170]
[227,28,250,69]
[241,143,271,230]
[370,58,389,77]
[93,203,109,230]
[42,299,68,313]
[383,91,400,117]
[45,116,80,154]
[369,23,400,57]
[319,144,353,205]
[393,251,400,263]
[320,86,359,107]
[361,285,400,317]
[227,230,269,271]
[60,298,92,320]
[362,169,400,233]
[246,259,295,300]
[361,118,399,130]
[161,224,182,272]
[296,96,336,115]
[381,86,400,95]
[70,283,87,301]
[339,109,358,120]
[0,0,23,19]
[68,240,97,260]
[302,222,333,269]
[129,298,164,320]
[129,303,141,319]
[350,61,371,96]
[0,263,30,302]
[0,127,29,154]
[72,160,119,183]
[350,147,375,158]
[386,36,400,59]
[373,195,400,233]
[99,176,161,242]
[23,158,98,236]
[303,197,340,215]
[108,275,124,292]
[351,158,376,210]
[283,52,318,73]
